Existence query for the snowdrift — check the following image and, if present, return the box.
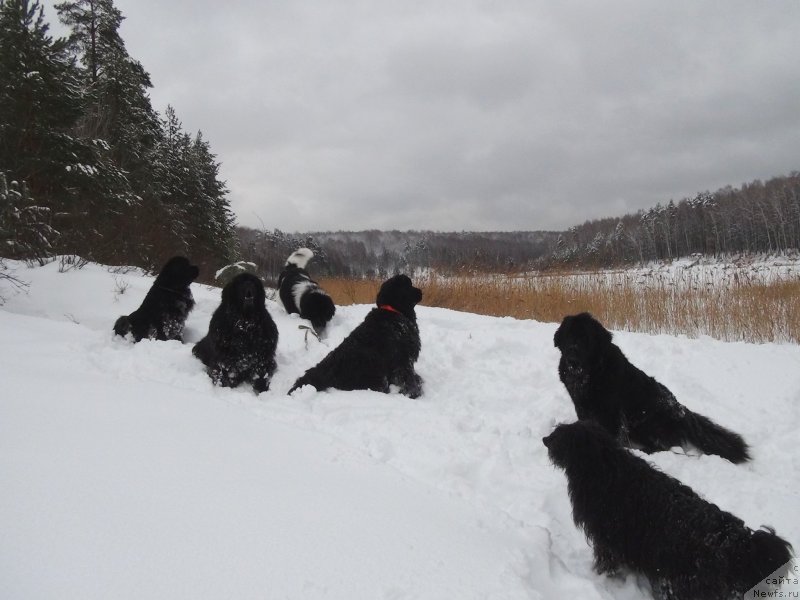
[1,260,798,599]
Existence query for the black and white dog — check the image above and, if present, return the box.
[543,420,793,600]
[277,248,335,334]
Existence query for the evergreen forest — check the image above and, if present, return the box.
[0,0,235,278]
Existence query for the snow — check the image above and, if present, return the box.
[1,259,798,599]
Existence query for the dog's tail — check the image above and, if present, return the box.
[286,247,314,269]
[113,315,132,337]
[741,527,794,591]
[300,290,336,332]
[682,410,750,463]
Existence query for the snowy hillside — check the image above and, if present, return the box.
[1,260,799,599]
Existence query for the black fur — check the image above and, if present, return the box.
[277,248,335,334]
[288,274,423,398]
[543,421,793,600]
[554,312,750,463]
[192,273,278,393]
[113,256,199,342]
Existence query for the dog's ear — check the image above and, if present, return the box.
[585,314,613,345]
[554,316,572,348]
[376,274,407,305]
[411,285,422,305]
[573,312,613,345]
[221,276,237,303]
[542,423,573,464]
[554,322,564,348]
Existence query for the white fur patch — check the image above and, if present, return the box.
[286,248,313,269]
[292,280,315,309]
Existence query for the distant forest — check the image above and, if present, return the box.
[238,172,800,278]
[2,4,798,282]
[237,228,559,280]
[551,171,800,268]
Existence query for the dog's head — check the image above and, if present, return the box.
[553,312,612,368]
[156,256,200,288]
[376,274,423,319]
[222,273,266,317]
[542,420,615,469]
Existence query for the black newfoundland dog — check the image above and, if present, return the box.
[277,247,335,334]
[288,274,423,398]
[113,256,199,342]
[554,312,750,463]
[192,273,278,393]
[543,421,793,600]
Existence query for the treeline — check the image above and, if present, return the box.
[549,172,800,268]
[0,0,235,277]
[239,172,800,278]
[237,228,559,279]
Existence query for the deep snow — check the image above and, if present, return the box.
[1,259,798,599]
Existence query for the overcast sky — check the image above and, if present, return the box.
[47,1,800,232]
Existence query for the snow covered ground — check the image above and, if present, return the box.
[1,259,799,599]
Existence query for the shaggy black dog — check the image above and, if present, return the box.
[543,421,793,600]
[113,256,199,342]
[277,247,335,334]
[192,273,278,393]
[288,274,423,398]
[553,312,750,463]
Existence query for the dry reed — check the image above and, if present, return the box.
[318,269,800,344]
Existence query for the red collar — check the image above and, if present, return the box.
[379,304,401,315]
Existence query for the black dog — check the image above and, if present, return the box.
[192,273,278,393]
[554,312,749,463]
[288,274,423,398]
[543,421,792,600]
[113,256,199,342]
[277,247,335,334]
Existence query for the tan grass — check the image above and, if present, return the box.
[318,271,800,344]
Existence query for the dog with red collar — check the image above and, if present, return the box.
[288,274,424,398]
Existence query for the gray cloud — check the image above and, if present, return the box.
[49,0,800,231]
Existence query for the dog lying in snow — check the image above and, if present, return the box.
[554,312,750,463]
[288,274,423,398]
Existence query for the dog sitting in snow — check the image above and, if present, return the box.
[543,420,793,600]
[277,248,336,335]
[288,274,423,398]
[193,273,278,393]
[113,256,199,342]
[553,312,750,463]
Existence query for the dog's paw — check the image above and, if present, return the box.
[288,383,317,398]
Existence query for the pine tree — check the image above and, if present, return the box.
[55,0,160,188]
[0,0,130,258]
[55,0,163,264]
[140,106,236,273]
[187,131,237,269]
[0,172,58,262]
